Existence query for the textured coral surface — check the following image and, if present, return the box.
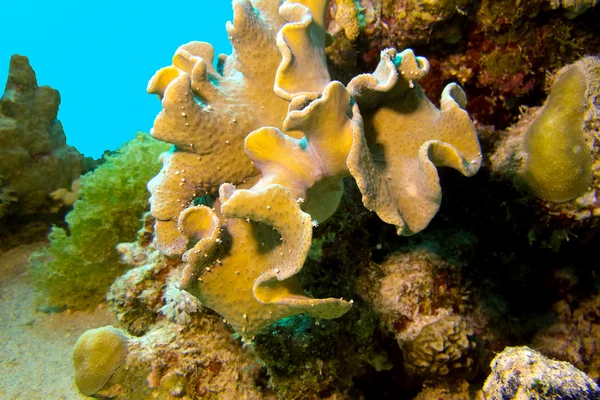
[140,0,481,345]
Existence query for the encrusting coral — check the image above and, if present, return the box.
[144,0,482,339]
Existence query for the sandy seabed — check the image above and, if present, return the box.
[0,242,116,400]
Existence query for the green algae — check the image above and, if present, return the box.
[29,133,170,310]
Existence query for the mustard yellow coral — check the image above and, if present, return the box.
[145,0,481,338]
[72,326,129,396]
[521,58,596,202]
[246,81,360,222]
[146,0,292,256]
[347,48,482,235]
[276,0,331,100]
[179,204,222,288]
[180,184,352,337]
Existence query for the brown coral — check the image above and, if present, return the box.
[403,315,478,379]
[0,55,91,230]
[73,326,129,396]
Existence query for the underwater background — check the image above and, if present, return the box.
[1,0,600,399]
[0,0,232,158]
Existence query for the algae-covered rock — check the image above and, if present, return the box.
[0,55,93,241]
[74,318,271,399]
[532,293,600,381]
[356,243,471,345]
[483,346,600,399]
[325,0,600,132]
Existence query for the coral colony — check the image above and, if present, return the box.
[144,0,481,337]
[71,0,484,396]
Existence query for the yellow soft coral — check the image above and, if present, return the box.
[179,184,352,337]
[347,48,482,235]
[275,0,331,100]
[146,1,293,256]
[245,81,360,222]
[144,0,481,338]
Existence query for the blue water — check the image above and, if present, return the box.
[0,1,232,158]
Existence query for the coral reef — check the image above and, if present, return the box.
[73,320,270,399]
[0,55,94,246]
[29,134,169,310]
[71,0,485,397]
[325,0,600,126]
[483,346,600,399]
[144,0,481,340]
[532,293,600,381]
[63,1,600,399]
[105,207,391,399]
